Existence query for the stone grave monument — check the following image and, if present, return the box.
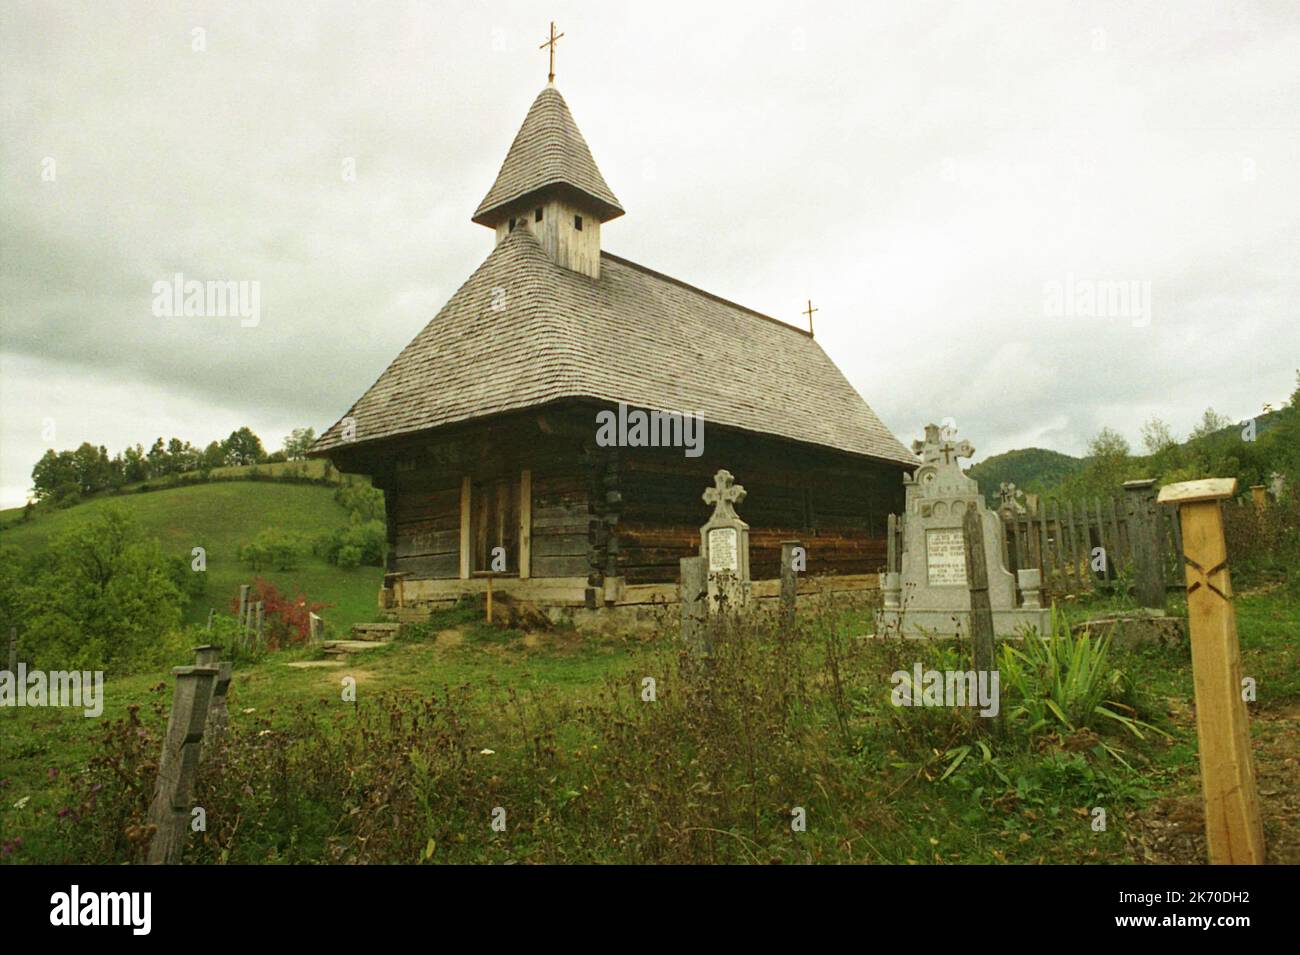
[700,469,751,611]
[877,424,1051,638]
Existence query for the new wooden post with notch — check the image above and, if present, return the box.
[1157,478,1265,865]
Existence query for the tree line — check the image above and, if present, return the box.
[30,426,318,506]
[1039,374,1299,502]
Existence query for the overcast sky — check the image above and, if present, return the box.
[2,0,1297,506]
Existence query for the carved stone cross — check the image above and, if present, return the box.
[939,436,974,465]
[703,469,746,521]
[912,422,974,467]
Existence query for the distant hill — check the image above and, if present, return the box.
[967,448,1084,505]
[0,481,384,633]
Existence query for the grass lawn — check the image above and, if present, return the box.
[0,481,384,634]
[3,585,1296,864]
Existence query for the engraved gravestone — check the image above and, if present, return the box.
[700,469,750,611]
[877,423,1051,638]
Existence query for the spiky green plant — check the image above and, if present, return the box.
[999,608,1166,758]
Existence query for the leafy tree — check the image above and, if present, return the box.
[1139,417,1178,455]
[334,482,385,522]
[146,438,169,477]
[22,508,184,671]
[222,427,266,466]
[282,427,316,461]
[166,438,198,473]
[238,528,308,571]
[1059,427,1133,499]
[122,443,148,483]
[198,440,226,471]
[31,449,79,503]
[1190,407,1233,441]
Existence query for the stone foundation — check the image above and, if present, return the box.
[379,573,880,634]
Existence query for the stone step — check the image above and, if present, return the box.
[321,639,392,658]
[349,622,401,642]
[285,660,345,669]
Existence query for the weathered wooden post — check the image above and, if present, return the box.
[1124,479,1166,610]
[961,508,996,676]
[205,608,215,631]
[254,601,264,648]
[146,652,218,864]
[1249,485,1267,510]
[779,540,802,628]
[886,514,899,573]
[195,643,233,746]
[679,556,708,652]
[237,584,250,634]
[962,508,1000,736]
[1157,478,1265,865]
[309,611,323,642]
[6,627,16,677]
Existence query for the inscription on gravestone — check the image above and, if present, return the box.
[925,528,967,586]
[708,527,738,573]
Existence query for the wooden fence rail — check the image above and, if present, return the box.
[999,487,1181,601]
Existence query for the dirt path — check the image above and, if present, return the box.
[1128,701,1299,864]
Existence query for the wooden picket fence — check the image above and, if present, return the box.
[999,492,1182,597]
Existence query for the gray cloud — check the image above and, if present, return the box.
[2,0,1298,505]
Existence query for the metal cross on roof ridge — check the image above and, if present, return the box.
[540,21,565,83]
[802,299,818,336]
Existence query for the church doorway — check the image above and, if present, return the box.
[471,475,519,574]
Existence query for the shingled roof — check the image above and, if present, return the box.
[313,225,915,466]
[472,85,624,225]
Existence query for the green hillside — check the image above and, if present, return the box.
[0,481,384,633]
[967,447,1084,504]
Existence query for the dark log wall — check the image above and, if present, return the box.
[530,469,591,578]
[388,476,460,578]
[335,403,908,587]
[615,431,906,584]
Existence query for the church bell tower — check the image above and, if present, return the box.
[471,26,623,279]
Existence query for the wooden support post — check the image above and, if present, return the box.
[886,514,898,573]
[471,571,498,623]
[1125,479,1166,610]
[146,655,218,864]
[459,475,472,580]
[1157,478,1265,865]
[779,540,801,629]
[6,627,15,677]
[519,468,532,579]
[205,608,215,631]
[237,584,250,634]
[1250,485,1267,510]
[961,509,996,676]
[679,556,708,653]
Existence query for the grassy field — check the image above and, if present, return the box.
[3,584,1296,865]
[0,480,383,634]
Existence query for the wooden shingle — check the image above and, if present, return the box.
[313,225,915,467]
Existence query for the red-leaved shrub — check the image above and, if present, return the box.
[228,577,330,647]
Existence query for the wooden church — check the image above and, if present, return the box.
[312,52,916,620]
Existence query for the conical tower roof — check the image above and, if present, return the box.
[472,85,624,225]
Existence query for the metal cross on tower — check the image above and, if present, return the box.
[540,21,565,83]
